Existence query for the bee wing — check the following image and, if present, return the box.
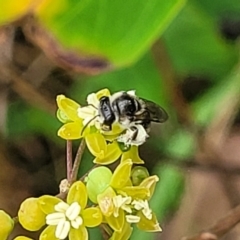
[140,98,168,123]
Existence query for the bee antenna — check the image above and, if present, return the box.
[81,115,99,136]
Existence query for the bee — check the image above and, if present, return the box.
[98,91,168,145]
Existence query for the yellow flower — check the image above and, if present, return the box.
[121,145,144,164]
[56,89,122,140]
[18,197,45,231]
[86,159,161,239]
[85,133,122,165]
[57,95,84,139]
[85,132,144,165]
[56,89,149,146]
[0,210,14,240]
[39,181,102,240]
[19,182,102,240]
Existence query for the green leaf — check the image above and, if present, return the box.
[165,129,196,159]
[192,65,240,126]
[37,0,186,66]
[71,52,169,109]
[7,101,60,141]
[163,2,238,79]
[195,0,240,18]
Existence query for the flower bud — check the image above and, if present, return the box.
[56,109,69,123]
[131,166,149,186]
[0,210,14,240]
[18,197,45,231]
[86,166,112,203]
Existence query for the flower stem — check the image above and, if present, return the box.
[66,140,73,181]
[100,223,112,239]
[70,139,86,183]
[13,216,19,224]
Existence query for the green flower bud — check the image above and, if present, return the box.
[131,166,149,186]
[56,109,69,123]
[0,210,14,240]
[18,197,45,231]
[86,166,112,203]
[117,142,131,152]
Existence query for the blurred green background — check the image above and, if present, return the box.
[1,0,240,239]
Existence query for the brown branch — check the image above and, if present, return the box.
[182,204,240,240]
[66,140,73,181]
[70,139,86,183]
[163,158,240,176]
[151,39,193,126]
[0,66,56,115]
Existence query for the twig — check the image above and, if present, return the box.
[70,139,86,182]
[0,66,56,115]
[182,204,240,240]
[151,39,193,126]
[66,140,73,181]
[158,157,240,176]
[100,223,112,240]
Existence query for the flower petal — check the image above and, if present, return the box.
[78,106,97,122]
[96,89,111,99]
[85,132,107,157]
[139,175,159,200]
[69,225,88,240]
[110,159,132,189]
[82,207,102,227]
[18,198,45,231]
[38,196,62,215]
[0,210,14,239]
[97,187,116,217]
[57,95,80,121]
[40,225,58,240]
[103,123,124,138]
[117,186,150,199]
[57,122,83,140]
[136,212,162,232]
[110,221,133,240]
[86,93,99,106]
[105,208,125,232]
[94,141,122,165]
[67,181,88,209]
[14,237,33,240]
[121,146,144,164]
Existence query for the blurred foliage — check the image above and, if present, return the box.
[36,0,186,66]
[2,0,240,239]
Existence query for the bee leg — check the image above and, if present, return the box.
[129,126,139,141]
[101,123,112,131]
[142,122,151,133]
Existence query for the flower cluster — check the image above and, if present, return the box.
[86,159,161,239]
[1,89,163,240]
[17,160,160,240]
[18,181,102,240]
[56,89,149,165]
[57,89,149,145]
